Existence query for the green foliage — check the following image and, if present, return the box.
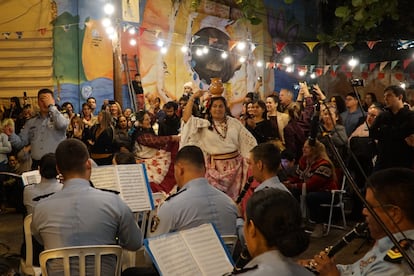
[322,0,399,43]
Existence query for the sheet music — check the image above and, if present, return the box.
[145,224,233,276]
[90,166,120,192]
[146,234,201,275]
[116,164,152,212]
[22,170,41,186]
[90,164,153,212]
[182,224,233,276]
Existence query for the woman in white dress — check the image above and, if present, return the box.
[181,91,257,200]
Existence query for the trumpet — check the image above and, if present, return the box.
[306,222,368,273]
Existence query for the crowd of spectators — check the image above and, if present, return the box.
[1,83,413,237]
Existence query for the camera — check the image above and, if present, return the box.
[350,79,364,87]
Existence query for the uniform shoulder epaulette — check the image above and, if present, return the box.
[384,238,413,264]
[164,187,187,201]
[32,192,55,202]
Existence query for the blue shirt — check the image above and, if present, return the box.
[149,177,238,237]
[238,250,313,276]
[337,229,414,275]
[31,178,142,251]
[9,105,68,160]
[255,176,290,193]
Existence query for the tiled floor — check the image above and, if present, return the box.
[0,211,372,273]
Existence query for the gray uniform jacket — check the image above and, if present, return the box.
[149,177,238,237]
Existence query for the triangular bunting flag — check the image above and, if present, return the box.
[403,59,412,69]
[323,65,330,75]
[304,42,318,52]
[316,68,323,76]
[336,42,349,52]
[330,70,337,77]
[379,61,388,72]
[332,65,339,72]
[362,72,369,79]
[274,41,287,54]
[359,64,366,72]
[369,63,377,71]
[395,72,404,81]
[340,64,347,72]
[309,65,315,72]
[378,72,385,79]
[391,60,399,70]
[366,40,380,49]
[346,72,352,78]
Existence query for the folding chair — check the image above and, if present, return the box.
[320,176,347,234]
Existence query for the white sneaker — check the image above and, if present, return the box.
[311,224,324,238]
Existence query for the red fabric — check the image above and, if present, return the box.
[288,157,338,192]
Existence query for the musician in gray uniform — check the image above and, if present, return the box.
[234,188,311,275]
[304,168,414,276]
[249,142,290,193]
[149,145,237,237]
[6,89,68,169]
[31,139,142,275]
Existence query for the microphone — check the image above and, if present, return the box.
[236,176,254,204]
[327,222,368,257]
[308,101,321,146]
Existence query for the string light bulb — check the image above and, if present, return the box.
[181,45,188,53]
[221,52,228,59]
[103,3,115,15]
[102,18,111,28]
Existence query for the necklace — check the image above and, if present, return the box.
[213,118,228,140]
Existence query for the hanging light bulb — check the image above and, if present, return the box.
[221,52,228,59]
[202,46,209,54]
[298,71,305,77]
[196,48,203,56]
[128,28,136,35]
[160,47,168,54]
[181,45,188,53]
[283,56,293,65]
[130,39,137,46]
[286,66,293,73]
[256,60,263,67]
[105,26,115,35]
[239,56,246,63]
[348,57,359,67]
[236,41,246,51]
[310,72,316,79]
[103,3,115,15]
[156,40,164,47]
[102,18,111,28]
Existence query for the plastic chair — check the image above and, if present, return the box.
[20,214,41,276]
[320,176,347,234]
[39,245,123,276]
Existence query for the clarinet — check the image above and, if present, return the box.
[306,222,368,273]
[236,176,254,204]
